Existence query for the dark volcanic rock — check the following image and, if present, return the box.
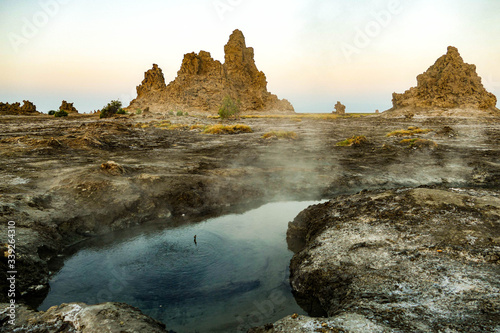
[128,29,294,113]
[257,187,500,332]
[385,46,499,116]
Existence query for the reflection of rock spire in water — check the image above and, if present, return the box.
[194,235,197,245]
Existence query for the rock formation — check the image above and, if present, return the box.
[385,46,499,116]
[133,64,167,105]
[59,100,79,113]
[0,100,39,116]
[128,29,294,113]
[333,101,346,114]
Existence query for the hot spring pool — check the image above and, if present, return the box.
[39,201,320,332]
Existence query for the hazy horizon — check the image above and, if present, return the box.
[1,0,499,114]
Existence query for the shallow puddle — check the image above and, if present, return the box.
[39,201,320,332]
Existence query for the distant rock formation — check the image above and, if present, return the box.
[333,101,346,115]
[384,46,499,116]
[59,100,79,114]
[128,29,294,114]
[0,100,39,116]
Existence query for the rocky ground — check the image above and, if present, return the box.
[272,187,499,333]
[1,112,500,332]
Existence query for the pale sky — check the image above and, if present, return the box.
[1,0,499,113]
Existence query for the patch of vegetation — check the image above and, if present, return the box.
[166,124,189,131]
[168,110,175,116]
[336,135,368,147]
[151,121,189,131]
[400,138,438,149]
[218,96,241,120]
[100,100,122,119]
[262,131,298,140]
[54,110,68,117]
[155,120,171,128]
[136,120,193,131]
[134,123,150,129]
[203,124,252,135]
[190,124,206,131]
[136,109,142,115]
[48,110,56,115]
[116,109,127,115]
[176,110,184,116]
[386,127,432,137]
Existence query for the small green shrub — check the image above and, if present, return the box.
[136,109,142,115]
[116,109,126,115]
[168,110,175,116]
[54,110,68,117]
[48,110,56,115]
[218,96,241,120]
[176,110,184,116]
[100,100,122,119]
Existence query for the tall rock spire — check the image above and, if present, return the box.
[128,30,294,113]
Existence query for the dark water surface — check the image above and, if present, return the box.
[40,201,320,332]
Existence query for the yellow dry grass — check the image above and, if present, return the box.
[155,121,172,128]
[386,127,432,137]
[336,135,368,147]
[203,124,253,135]
[190,124,206,131]
[400,138,438,149]
[262,131,298,140]
[164,124,189,131]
